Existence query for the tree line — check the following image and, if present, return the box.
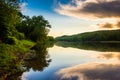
[55,29,120,42]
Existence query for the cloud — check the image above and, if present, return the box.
[53,62,120,80]
[21,72,29,80]
[55,0,120,19]
[98,21,120,28]
[98,22,114,28]
[54,0,120,29]
[116,22,120,27]
[19,2,28,12]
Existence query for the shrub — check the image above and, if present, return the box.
[5,36,18,45]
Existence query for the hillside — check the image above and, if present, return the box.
[55,30,120,42]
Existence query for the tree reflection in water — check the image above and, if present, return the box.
[55,41,120,52]
[1,41,120,80]
[0,42,53,80]
[23,42,52,71]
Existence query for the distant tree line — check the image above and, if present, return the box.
[55,30,120,42]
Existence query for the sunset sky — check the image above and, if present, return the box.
[22,0,120,37]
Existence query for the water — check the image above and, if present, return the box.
[0,42,120,80]
[21,42,120,80]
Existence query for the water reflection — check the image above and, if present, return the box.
[1,41,120,80]
[98,52,120,60]
[23,43,52,71]
[56,41,120,52]
[54,62,120,80]
[0,42,52,80]
[54,42,120,80]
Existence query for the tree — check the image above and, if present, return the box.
[0,0,22,44]
[17,15,51,42]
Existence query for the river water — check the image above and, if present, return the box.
[21,42,120,80]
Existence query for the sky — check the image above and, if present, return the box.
[22,0,120,37]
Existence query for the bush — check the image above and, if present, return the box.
[17,32,25,40]
[5,36,18,45]
[48,36,54,41]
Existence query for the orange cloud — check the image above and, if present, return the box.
[55,0,120,29]
[98,21,120,28]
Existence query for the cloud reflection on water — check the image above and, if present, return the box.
[99,52,120,60]
[54,62,120,80]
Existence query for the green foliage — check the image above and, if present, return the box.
[0,44,13,55]
[13,40,35,53]
[0,0,52,45]
[16,15,51,42]
[0,0,52,79]
[56,30,120,42]
[0,0,22,43]
[16,32,25,40]
[47,36,54,41]
[0,0,52,44]
[0,44,16,70]
[0,43,26,80]
[0,40,35,79]
[5,36,18,45]
[0,40,34,55]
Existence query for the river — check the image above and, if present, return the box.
[21,42,120,80]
